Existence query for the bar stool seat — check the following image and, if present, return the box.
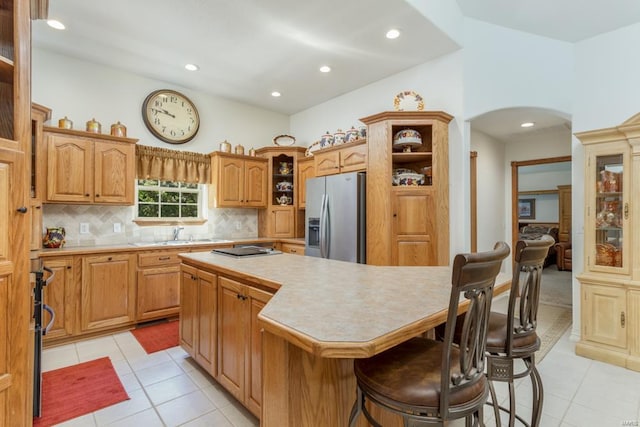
[486,313,539,353]
[349,241,510,426]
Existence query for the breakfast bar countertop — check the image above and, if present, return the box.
[178,251,511,358]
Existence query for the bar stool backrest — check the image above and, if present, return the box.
[506,236,555,355]
[440,241,510,418]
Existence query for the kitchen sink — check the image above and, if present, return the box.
[130,238,232,247]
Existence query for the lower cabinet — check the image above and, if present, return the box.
[180,265,217,374]
[41,256,75,341]
[80,253,136,332]
[217,275,273,418]
[392,190,437,266]
[577,276,640,371]
[137,251,182,321]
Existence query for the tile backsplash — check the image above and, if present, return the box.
[42,204,258,247]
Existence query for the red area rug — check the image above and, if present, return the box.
[33,357,129,426]
[131,320,179,353]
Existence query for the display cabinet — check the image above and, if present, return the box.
[575,113,640,372]
[361,111,453,266]
[256,147,306,238]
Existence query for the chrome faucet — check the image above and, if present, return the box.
[173,226,184,241]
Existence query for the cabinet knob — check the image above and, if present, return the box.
[35,205,42,210]
[107,257,113,261]
[16,206,28,213]
[96,194,100,198]
[85,193,90,197]
[66,266,71,270]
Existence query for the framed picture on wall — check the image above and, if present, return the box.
[518,198,536,219]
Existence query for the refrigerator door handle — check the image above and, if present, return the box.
[320,194,329,258]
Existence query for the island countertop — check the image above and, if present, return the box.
[179,251,511,358]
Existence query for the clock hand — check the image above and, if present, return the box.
[151,107,176,118]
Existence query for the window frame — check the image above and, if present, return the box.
[134,179,207,225]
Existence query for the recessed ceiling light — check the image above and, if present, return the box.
[319,65,331,73]
[520,122,535,128]
[184,64,199,71]
[386,29,400,39]
[47,20,65,30]
[271,91,281,97]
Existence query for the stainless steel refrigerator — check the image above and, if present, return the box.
[305,171,366,263]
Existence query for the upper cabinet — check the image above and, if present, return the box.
[209,152,268,208]
[361,111,453,266]
[314,140,367,177]
[296,156,315,209]
[43,127,138,205]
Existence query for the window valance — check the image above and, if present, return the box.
[136,145,210,184]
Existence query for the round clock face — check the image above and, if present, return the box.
[142,89,200,144]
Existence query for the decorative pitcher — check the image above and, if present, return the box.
[43,227,66,248]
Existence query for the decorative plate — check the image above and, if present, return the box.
[305,141,321,157]
[273,134,296,146]
[393,90,424,111]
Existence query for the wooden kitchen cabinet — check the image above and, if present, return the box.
[296,156,315,209]
[210,152,268,208]
[362,111,452,266]
[44,127,137,204]
[218,275,273,417]
[392,189,436,266]
[575,113,640,371]
[180,264,217,375]
[137,251,182,321]
[280,242,305,255]
[41,257,75,341]
[80,253,136,332]
[314,140,367,177]
[256,147,306,238]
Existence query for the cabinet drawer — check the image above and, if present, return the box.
[138,251,182,267]
[281,243,305,255]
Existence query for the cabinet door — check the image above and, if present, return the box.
[584,143,630,275]
[137,265,181,321]
[297,159,315,208]
[583,284,627,348]
[269,207,295,238]
[46,135,93,202]
[217,157,244,207]
[218,276,246,401]
[80,253,136,331]
[314,151,340,176]
[42,257,75,341]
[244,159,268,207]
[392,191,437,266]
[94,141,135,204]
[180,266,198,357]
[281,243,305,255]
[246,286,272,417]
[340,143,367,173]
[195,269,217,375]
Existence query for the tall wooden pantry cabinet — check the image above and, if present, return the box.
[575,113,640,372]
[361,111,453,266]
[0,0,34,424]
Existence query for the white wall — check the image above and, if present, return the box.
[33,48,290,154]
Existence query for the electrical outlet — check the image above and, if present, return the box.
[113,223,122,233]
[235,221,242,230]
[80,223,90,234]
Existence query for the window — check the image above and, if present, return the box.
[136,179,204,220]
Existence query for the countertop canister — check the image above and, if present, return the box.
[58,116,73,129]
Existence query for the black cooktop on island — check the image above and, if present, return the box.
[212,246,282,257]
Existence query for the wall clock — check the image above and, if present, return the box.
[142,89,200,144]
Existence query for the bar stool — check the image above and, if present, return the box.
[348,241,510,426]
[485,236,554,427]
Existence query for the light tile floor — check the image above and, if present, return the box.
[42,295,640,426]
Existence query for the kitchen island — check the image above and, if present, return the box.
[178,251,511,427]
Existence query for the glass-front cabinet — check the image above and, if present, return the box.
[575,114,640,373]
[586,146,630,274]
